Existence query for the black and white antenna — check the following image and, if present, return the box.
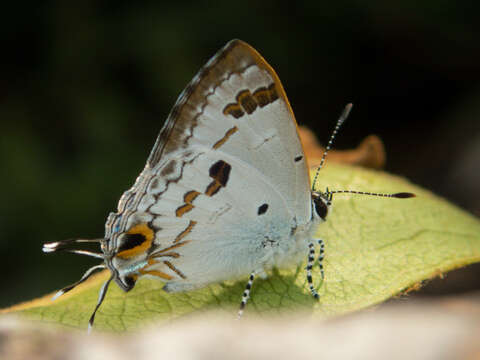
[43,238,106,297]
[43,236,111,333]
[88,275,113,334]
[311,104,415,200]
[312,103,352,191]
[43,238,104,259]
[326,189,415,199]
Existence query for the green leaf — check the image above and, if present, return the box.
[4,163,480,331]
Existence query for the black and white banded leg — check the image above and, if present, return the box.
[306,239,326,299]
[238,271,256,319]
[317,239,325,281]
[306,243,319,299]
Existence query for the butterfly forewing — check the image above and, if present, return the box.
[147,40,311,224]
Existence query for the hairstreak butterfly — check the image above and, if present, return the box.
[43,39,414,331]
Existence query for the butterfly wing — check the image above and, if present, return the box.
[115,40,312,291]
[148,39,311,222]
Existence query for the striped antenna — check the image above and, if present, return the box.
[312,103,353,191]
[43,247,104,259]
[52,264,106,300]
[43,238,104,259]
[326,190,415,199]
[88,275,113,334]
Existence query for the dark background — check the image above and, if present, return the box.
[1,1,479,308]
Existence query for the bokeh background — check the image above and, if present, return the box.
[1,1,479,307]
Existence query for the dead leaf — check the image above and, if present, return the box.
[298,126,386,169]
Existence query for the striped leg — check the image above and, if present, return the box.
[317,239,325,281]
[238,271,256,319]
[306,242,319,299]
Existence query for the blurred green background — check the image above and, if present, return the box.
[1,1,479,307]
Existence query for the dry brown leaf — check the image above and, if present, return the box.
[298,126,386,169]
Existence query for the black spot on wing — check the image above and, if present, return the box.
[252,87,269,107]
[223,104,244,119]
[268,83,279,101]
[237,90,257,114]
[224,83,279,119]
[257,203,269,215]
[209,160,231,186]
[117,233,147,252]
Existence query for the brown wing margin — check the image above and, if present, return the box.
[146,39,302,170]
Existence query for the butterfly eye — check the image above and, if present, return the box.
[313,198,329,220]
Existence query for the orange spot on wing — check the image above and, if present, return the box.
[175,203,194,217]
[252,87,270,107]
[184,190,200,204]
[158,252,180,258]
[213,126,238,149]
[223,103,244,118]
[164,260,186,279]
[152,240,190,256]
[174,220,197,243]
[237,89,257,114]
[205,181,221,196]
[139,269,174,280]
[141,251,187,280]
[205,160,231,196]
[115,223,154,259]
[267,83,279,101]
[176,191,201,217]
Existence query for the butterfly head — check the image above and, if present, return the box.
[311,190,333,222]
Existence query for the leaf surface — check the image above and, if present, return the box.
[5,164,480,331]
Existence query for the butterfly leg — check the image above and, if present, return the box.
[238,271,256,319]
[306,242,320,299]
[317,238,325,281]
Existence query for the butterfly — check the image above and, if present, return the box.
[43,39,414,331]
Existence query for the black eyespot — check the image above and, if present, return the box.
[117,233,146,252]
[294,155,303,162]
[257,203,269,215]
[314,198,328,220]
